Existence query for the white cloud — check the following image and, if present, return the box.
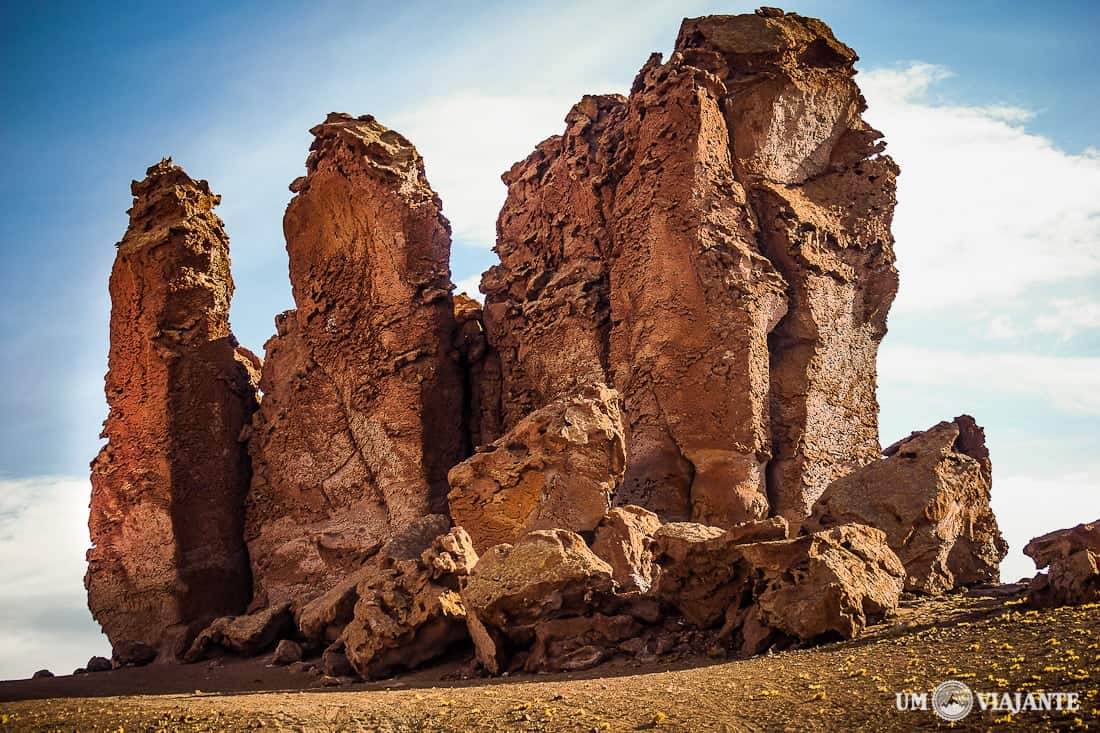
[1033,297,1100,341]
[391,92,605,246]
[453,273,484,301]
[0,476,107,679]
[860,63,1100,314]
[993,472,1097,583]
[879,344,1100,415]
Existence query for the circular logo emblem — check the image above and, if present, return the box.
[932,680,974,722]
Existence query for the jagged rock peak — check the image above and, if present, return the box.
[290,113,442,209]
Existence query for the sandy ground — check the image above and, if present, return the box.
[1,586,1098,732]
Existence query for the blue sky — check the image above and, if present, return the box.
[1,0,1097,679]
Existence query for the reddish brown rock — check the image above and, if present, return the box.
[87,159,258,660]
[462,529,616,674]
[653,520,902,654]
[1024,520,1100,608]
[341,527,479,679]
[673,14,900,521]
[805,416,1008,594]
[447,383,625,552]
[482,11,897,528]
[296,514,451,644]
[184,604,293,662]
[245,114,465,607]
[730,524,904,655]
[454,293,503,451]
[591,506,662,593]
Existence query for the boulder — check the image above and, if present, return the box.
[320,640,354,677]
[805,416,1008,594]
[270,639,303,666]
[85,656,112,673]
[652,523,755,628]
[481,11,898,528]
[296,514,452,643]
[462,529,616,673]
[447,383,625,551]
[111,640,156,667]
[591,506,662,592]
[731,525,905,655]
[650,518,788,628]
[184,604,293,662]
[245,113,465,608]
[342,527,479,679]
[1024,519,1100,607]
[31,670,53,679]
[87,159,258,659]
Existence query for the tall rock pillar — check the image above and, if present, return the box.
[87,159,258,660]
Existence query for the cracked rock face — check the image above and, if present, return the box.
[447,382,625,552]
[245,114,465,608]
[87,159,258,660]
[805,415,1008,594]
[482,10,897,527]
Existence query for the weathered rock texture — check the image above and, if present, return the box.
[653,521,903,655]
[184,604,293,662]
[806,416,1007,594]
[591,506,662,593]
[1024,520,1100,608]
[454,293,502,452]
[296,514,451,644]
[87,159,258,661]
[447,383,625,551]
[462,529,622,673]
[245,114,465,607]
[342,527,479,679]
[481,9,897,527]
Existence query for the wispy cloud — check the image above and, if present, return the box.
[879,344,1100,415]
[0,476,106,679]
[860,63,1100,314]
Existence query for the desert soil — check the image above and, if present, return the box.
[1,585,1098,732]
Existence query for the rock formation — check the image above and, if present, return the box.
[1024,519,1100,607]
[454,293,502,452]
[87,159,258,663]
[447,383,625,551]
[481,9,897,527]
[245,114,465,607]
[591,505,662,593]
[88,9,1014,686]
[462,529,619,673]
[184,604,293,662]
[296,514,452,644]
[342,527,479,679]
[653,521,903,654]
[805,416,1007,593]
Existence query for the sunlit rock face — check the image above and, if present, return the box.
[482,9,898,528]
[88,160,258,661]
[245,114,465,609]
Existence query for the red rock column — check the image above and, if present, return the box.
[245,114,464,607]
[675,11,900,522]
[87,160,258,660]
[481,95,624,434]
[608,56,788,525]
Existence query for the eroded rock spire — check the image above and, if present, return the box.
[87,159,259,662]
[244,114,465,607]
